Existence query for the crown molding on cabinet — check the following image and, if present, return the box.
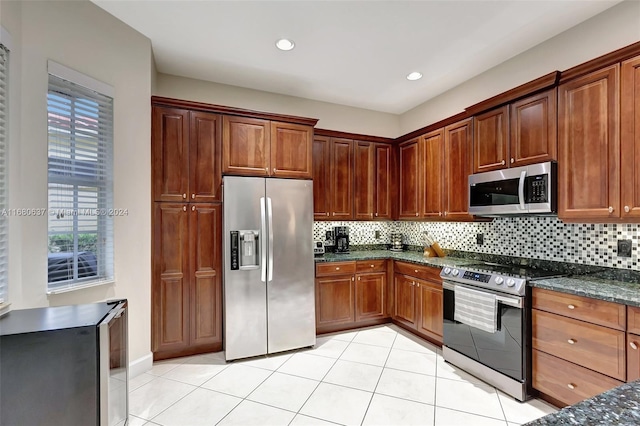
[314,128,394,144]
[559,40,640,84]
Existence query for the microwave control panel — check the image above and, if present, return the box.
[526,174,548,203]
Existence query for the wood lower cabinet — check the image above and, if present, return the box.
[315,261,388,333]
[152,203,222,360]
[627,333,640,382]
[394,274,417,327]
[417,280,443,341]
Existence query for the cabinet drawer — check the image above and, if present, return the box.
[356,259,387,273]
[533,309,626,380]
[316,262,356,277]
[533,349,623,407]
[394,261,441,282]
[532,287,625,330]
[628,306,640,334]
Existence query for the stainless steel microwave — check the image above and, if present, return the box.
[468,161,557,215]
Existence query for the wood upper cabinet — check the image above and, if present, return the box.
[558,64,620,220]
[316,275,355,327]
[222,116,271,176]
[354,142,394,220]
[330,138,354,219]
[421,129,445,218]
[312,136,332,220]
[444,118,473,220]
[474,106,509,173]
[621,55,640,219]
[152,107,190,202]
[152,202,223,359]
[190,112,222,202]
[417,279,443,341]
[394,274,417,328]
[399,139,420,219]
[510,89,557,167]
[355,272,386,321]
[270,121,313,179]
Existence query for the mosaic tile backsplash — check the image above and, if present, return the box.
[313,218,639,270]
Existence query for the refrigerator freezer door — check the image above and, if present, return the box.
[223,176,268,360]
[266,179,316,353]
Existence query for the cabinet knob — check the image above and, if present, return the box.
[192,206,195,211]
[352,277,355,281]
[371,213,374,217]
[608,206,614,213]
[414,269,418,273]
[416,283,420,288]
[625,205,630,213]
[265,167,268,172]
[510,158,515,164]
[182,193,187,199]
[332,212,336,216]
[567,338,576,345]
[326,213,329,216]
[273,168,277,173]
[411,282,415,286]
[375,213,378,217]
[444,211,448,216]
[501,160,505,166]
[358,276,361,281]
[567,304,575,310]
[191,193,195,199]
[370,264,375,268]
[335,267,340,270]
[182,206,187,212]
[631,342,638,350]
[439,212,442,216]
[415,213,418,217]
[567,383,576,390]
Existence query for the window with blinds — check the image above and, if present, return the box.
[47,64,114,292]
[0,43,8,303]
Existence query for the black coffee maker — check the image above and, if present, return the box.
[334,226,350,253]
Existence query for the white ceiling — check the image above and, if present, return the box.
[92,0,622,114]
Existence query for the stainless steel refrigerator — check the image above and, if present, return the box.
[223,176,315,361]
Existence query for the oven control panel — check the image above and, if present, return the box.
[441,267,526,296]
[462,271,491,283]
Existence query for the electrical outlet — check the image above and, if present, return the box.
[374,230,380,239]
[476,233,484,245]
[618,239,632,257]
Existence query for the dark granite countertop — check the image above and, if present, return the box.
[531,276,640,307]
[315,250,478,268]
[524,381,640,425]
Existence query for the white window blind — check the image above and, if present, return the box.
[47,67,114,292]
[0,43,8,303]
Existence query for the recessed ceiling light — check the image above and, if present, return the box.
[275,38,295,51]
[406,72,423,81]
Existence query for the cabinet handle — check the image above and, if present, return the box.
[630,342,638,350]
[567,304,575,310]
[567,383,576,390]
[625,206,630,213]
[501,160,505,166]
[182,193,187,199]
[191,193,195,199]
[608,206,614,213]
[567,338,576,345]
[182,206,187,212]
[191,206,195,211]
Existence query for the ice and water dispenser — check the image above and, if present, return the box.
[230,230,260,270]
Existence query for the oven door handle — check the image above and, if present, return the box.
[443,281,523,309]
[518,170,527,211]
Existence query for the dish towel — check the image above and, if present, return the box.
[454,285,498,333]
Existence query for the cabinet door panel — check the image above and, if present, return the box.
[313,136,332,220]
[421,129,444,218]
[190,112,222,202]
[417,279,443,341]
[473,106,508,173]
[316,276,355,326]
[444,118,473,220]
[330,138,354,219]
[153,203,189,353]
[374,144,393,219]
[152,107,189,202]
[510,89,557,167]
[222,116,270,176]
[189,204,222,346]
[558,65,620,219]
[394,274,417,328]
[355,272,386,321]
[399,139,420,219]
[354,141,375,220]
[621,55,640,218]
[270,122,313,179]
[628,333,640,382]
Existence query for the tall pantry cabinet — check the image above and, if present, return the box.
[152,104,223,360]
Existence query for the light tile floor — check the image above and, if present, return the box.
[129,325,557,426]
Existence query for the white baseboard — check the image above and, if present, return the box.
[129,352,153,378]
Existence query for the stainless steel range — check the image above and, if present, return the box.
[440,263,565,401]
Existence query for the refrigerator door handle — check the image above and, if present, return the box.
[267,197,274,282]
[260,197,267,283]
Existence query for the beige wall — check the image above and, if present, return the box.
[155,73,401,138]
[400,0,640,134]
[1,1,152,366]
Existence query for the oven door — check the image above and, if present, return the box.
[443,282,526,382]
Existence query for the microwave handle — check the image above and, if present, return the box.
[518,170,526,210]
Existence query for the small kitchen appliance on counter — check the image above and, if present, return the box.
[313,240,325,256]
[390,233,404,252]
[334,226,350,253]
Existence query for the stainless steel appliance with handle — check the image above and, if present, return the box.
[441,264,565,401]
[223,176,315,361]
[469,161,557,216]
